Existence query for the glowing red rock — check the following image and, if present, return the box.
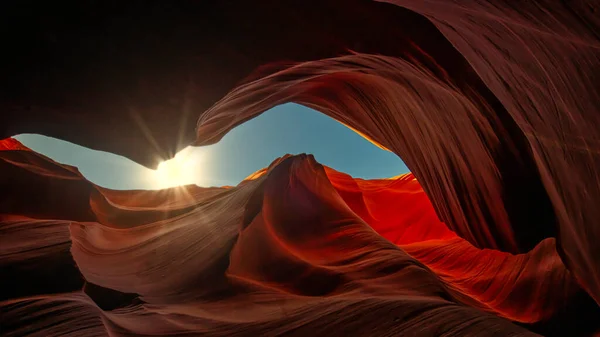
[1,140,598,336]
[2,0,600,335]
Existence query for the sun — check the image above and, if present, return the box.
[153,148,200,189]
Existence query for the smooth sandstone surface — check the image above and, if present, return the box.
[1,0,600,336]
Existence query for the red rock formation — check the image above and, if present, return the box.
[1,140,598,336]
[1,0,600,336]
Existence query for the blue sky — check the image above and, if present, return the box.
[15,103,409,189]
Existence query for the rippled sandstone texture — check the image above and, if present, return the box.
[1,0,600,336]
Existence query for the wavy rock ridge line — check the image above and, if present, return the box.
[2,0,600,336]
[1,139,571,335]
[0,140,597,336]
[193,0,600,316]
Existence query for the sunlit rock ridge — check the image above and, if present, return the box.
[1,1,599,336]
